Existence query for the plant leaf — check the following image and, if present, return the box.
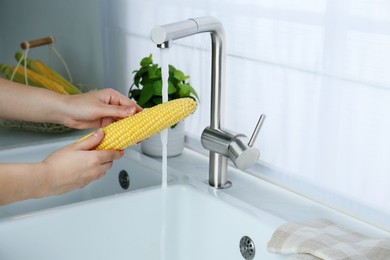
[143,100,156,108]
[153,80,162,95]
[128,88,141,100]
[168,81,176,94]
[130,54,200,106]
[140,54,153,67]
[188,84,200,102]
[173,69,189,81]
[148,64,160,79]
[133,66,149,87]
[133,75,141,87]
[152,96,162,105]
[137,83,155,107]
[178,83,191,98]
[168,64,176,72]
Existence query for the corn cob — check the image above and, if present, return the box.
[30,60,81,94]
[11,66,69,95]
[78,98,197,150]
[0,64,41,87]
[15,52,82,95]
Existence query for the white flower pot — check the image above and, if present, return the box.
[141,121,185,157]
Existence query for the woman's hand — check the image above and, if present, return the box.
[60,88,142,129]
[40,129,123,196]
[0,81,137,204]
[0,129,123,205]
[0,79,141,127]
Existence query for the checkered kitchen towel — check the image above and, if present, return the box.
[267,219,390,260]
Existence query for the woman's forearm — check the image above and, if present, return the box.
[0,78,137,205]
[0,162,48,205]
[0,130,124,205]
[0,78,66,124]
[0,78,141,129]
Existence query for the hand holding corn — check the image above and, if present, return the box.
[59,88,142,129]
[0,126,124,205]
[78,98,197,150]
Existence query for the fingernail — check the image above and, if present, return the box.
[93,129,102,137]
[126,107,136,115]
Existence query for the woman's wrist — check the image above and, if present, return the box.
[49,94,73,126]
[27,162,52,199]
[0,162,51,204]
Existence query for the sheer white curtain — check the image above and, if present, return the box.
[102,0,390,230]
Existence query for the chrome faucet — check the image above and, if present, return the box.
[150,16,265,188]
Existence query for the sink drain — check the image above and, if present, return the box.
[118,170,130,190]
[239,236,255,260]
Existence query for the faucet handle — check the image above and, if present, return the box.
[228,114,266,170]
[248,114,266,147]
[201,114,266,170]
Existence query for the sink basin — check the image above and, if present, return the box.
[0,140,165,219]
[2,141,385,260]
[2,139,388,260]
[0,183,286,260]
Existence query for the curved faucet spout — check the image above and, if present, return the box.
[150,17,230,188]
[151,17,225,130]
[151,17,224,48]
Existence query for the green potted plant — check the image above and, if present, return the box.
[128,54,199,157]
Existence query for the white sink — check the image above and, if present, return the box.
[0,183,286,260]
[1,140,387,260]
[0,140,166,219]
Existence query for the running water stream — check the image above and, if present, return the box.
[160,48,170,260]
[160,48,169,189]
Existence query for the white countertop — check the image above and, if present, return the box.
[0,128,89,150]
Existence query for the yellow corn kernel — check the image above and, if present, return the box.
[78,98,197,150]
[32,60,82,94]
[13,66,69,95]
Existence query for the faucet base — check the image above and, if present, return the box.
[209,180,232,189]
[208,152,231,188]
